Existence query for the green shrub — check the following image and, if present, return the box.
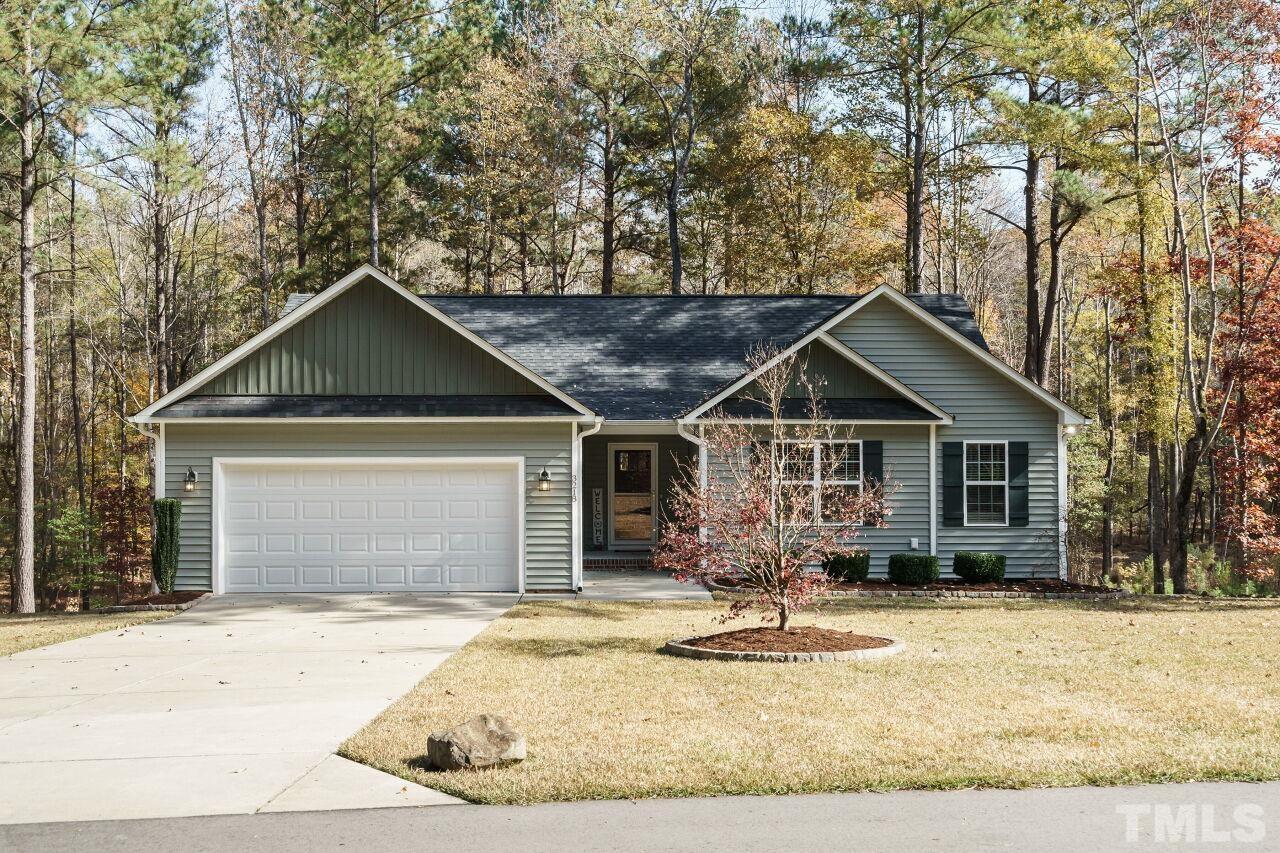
[952,551,1006,583]
[823,550,870,582]
[152,498,183,594]
[887,553,939,585]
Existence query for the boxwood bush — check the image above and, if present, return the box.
[952,551,1006,583]
[823,550,870,582]
[887,553,939,585]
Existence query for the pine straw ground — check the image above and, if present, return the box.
[0,611,172,657]
[340,597,1280,805]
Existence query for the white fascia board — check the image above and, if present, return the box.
[685,418,947,426]
[597,420,681,435]
[132,264,596,423]
[145,416,591,424]
[845,285,1090,425]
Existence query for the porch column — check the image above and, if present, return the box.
[928,424,937,557]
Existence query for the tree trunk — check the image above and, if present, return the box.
[905,8,926,293]
[1021,82,1042,382]
[152,147,169,399]
[1148,444,1166,592]
[602,111,616,295]
[70,134,89,609]
[368,123,380,267]
[667,179,682,294]
[1101,297,1116,583]
[15,47,37,614]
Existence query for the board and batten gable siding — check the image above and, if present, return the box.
[742,341,902,399]
[164,423,572,591]
[831,298,1061,577]
[198,277,542,396]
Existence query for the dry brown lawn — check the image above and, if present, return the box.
[340,597,1280,804]
[0,611,172,657]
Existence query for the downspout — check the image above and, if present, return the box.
[675,418,708,546]
[572,416,604,591]
[675,418,707,492]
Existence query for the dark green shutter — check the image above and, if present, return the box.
[1008,441,1029,526]
[862,441,883,486]
[942,442,964,527]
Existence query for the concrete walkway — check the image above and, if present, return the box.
[552,570,712,601]
[0,593,515,824]
[5,780,1276,852]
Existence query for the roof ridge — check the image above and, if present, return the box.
[422,293,865,299]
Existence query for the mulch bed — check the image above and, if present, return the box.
[123,591,206,606]
[95,590,210,613]
[683,626,894,654]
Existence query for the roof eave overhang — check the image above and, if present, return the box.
[682,417,950,426]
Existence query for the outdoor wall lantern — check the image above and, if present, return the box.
[183,467,199,492]
[537,466,553,492]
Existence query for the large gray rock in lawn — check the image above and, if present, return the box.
[426,714,526,771]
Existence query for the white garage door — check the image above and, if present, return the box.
[219,461,520,593]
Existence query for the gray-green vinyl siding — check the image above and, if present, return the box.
[163,423,572,591]
[831,298,1062,577]
[845,426,930,574]
[580,434,694,551]
[743,341,901,399]
[200,277,542,395]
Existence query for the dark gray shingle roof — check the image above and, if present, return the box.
[423,293,987,419]
[155,394,577,419]
[282,293,313,316]
[276,290,988,420]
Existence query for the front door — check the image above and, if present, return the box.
[608,443,657,550]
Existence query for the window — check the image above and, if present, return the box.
[772,440,862,523]
[964,442,1007,526]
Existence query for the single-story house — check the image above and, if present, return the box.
[132,264,1088,594]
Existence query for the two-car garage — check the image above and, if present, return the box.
[216,459,522,593]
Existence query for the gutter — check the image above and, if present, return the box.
[572,416,605,591]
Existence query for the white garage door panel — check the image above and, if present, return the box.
[220,462,519,593]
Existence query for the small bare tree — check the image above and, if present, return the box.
[655,346,890,630]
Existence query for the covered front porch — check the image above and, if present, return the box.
[580,431,694,570]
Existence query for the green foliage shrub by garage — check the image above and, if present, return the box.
[152,498,182,594]
[887,553,939,585]
[823,549,870,582]
[953,551,1006,583]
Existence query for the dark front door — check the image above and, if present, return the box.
[608,443,657,549]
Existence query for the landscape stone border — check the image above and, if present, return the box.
[706,581,1127,601]
[94,592,212,614]
[663,636,906,663]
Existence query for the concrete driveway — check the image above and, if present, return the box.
[0,593,515,824]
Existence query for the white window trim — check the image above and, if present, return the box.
[962,440,1009,527]
[773,439,863,524]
